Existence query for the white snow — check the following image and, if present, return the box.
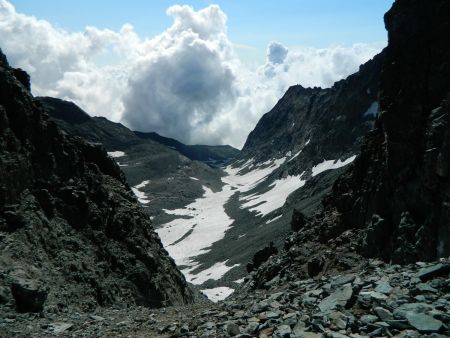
[200,287,234,303]
[240,174,306,216]
[288,139,310,162]
[184,260,240,285]
[288,149,302,162]
[131,180,151,204]
[285,151,292,157]
[118,163,128,167]
[157,155,290,284]
[107,151,126,158]
[364,101,379,117]
[266,215,282,224]
[189,176,199,181]
[157,184,236,280]
[233,278,245,284]
[223,157,287,193]
[311,155,356,177]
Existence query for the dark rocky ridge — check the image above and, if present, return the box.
[134,131,239,167]
[317,0,450,263]
[38,96,223,218]
[240,50,384,165]
[0,50,194,315]
[251,0,450,291]
[40,95,239,167]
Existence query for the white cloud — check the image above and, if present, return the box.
[267,41,289,64]
[0,0,385,148]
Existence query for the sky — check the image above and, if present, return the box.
[1,0,393,148]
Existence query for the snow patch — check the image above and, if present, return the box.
[201,287,234,302]
[233,278,245,284]
[189,176,199,181]
[364,101,379,117]
[184,260,240,285]
[240,174,306,216]
[107,151,126,158]
[157,184,236,281]
[131,180,151,204]
[266,215,282,224]
[223,157,287,193]
[311,155,356,177]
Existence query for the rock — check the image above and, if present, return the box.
[226,322,241,336]
[89,315,105,321]
[10,278,47,313]
[48,322,74,334]
[393,303,434,319]
[417,263,450,281]
[291,209,307,232]
[273,324,292,337]
[405,312,443,333]
[359,290,387,301]
[360,314,378,324]
[329,311,347,330]
[0,285,12,304]
[247,242,278,272]
[331,274,355,287]
[318,284,353,313]
[374,307,394,321]
[374,280,393,294]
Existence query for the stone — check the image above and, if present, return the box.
[307,257,325,278]
[273,324,291,337]
[417,263,450,281]
[226,322,241,336]
[360,314,378,324]
[374,280,393,294]
[374,307,394,321]
[318,284,353,313]
[359,290,387,301]
[47,322,73,334]
[393,303,434,319]
[405,312,443,333]
[10,278,47,313]
[331,275,356,287]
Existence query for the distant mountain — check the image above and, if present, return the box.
[39,96,223,217]
[135,131,239,167]
[0,50,194,316]
[40,96,239,167]
[151,50,386,293]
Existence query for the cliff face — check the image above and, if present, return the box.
[240,51,384,165]
[323,0,450,263]
[0,50,194,313]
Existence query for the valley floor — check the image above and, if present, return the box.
[2,257,449,337]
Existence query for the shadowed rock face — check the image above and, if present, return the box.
[323,0,450,263]
[0,50,194,312]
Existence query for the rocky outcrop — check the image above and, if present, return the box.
[0,50,194,314]
[240,50,384,165]
[316,0,450,263]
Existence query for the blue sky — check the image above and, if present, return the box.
[10,0,393,63]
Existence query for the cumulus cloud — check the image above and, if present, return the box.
[0,0,385,148]
[267,41,289,64]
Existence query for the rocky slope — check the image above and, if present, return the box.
[0,49,194,324]
[134,131,239,168]
[250,0,450,298]
[39,96,223,217]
